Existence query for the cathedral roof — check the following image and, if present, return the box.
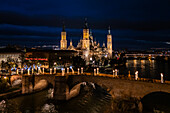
[68,40,75,50]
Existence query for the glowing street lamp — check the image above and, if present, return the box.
[54,68,56,74]
[21,68,23,75]
[81,67,83,74]
[28,69,30,75]
[72,69,74,74]
[67,68,69,74]
[78,68,80,75]
[43,68,44,74]
[97,68,99,75]
[90,57,92,61]
[115,69,118,77]
[113,70,115,77]
[16,69,18,75]
[135,71,138,80]
[161,73,164,83]
[128,71,131,78]
[61,68,65,76]
[64,68,65,75]
[94,69,96,76]
[70,66,74,74]
[50,68,52,75]
[38,67,41,74]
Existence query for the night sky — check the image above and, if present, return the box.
[0,0,170,49]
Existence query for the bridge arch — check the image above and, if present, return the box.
[141,91,170,112]
[22,75,170,101]
[34,75,56,87]
[10,75,22,84]
[67,75,170,99]
[34,79,48,91]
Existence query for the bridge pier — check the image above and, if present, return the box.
[54,76,68,100]
[22,76,32,94]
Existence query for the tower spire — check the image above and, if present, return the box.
[84,18,88,29]
[60,22,67,50]
[107,26,112,58]
[108,26,111,34]
[70,39,72,46]
[103,42,105,47]
[90,29,92,35]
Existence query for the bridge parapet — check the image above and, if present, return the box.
[21,73,170,100]
[67,75,170,99]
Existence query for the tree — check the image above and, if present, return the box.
[0,57,19,75]
[72,56,86,68]
[19,52,25,68]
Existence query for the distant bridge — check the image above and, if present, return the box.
[124,53,170,59]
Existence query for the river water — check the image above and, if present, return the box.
[119,60,170,80]
[0,83,112,113]
[0,60,170,113]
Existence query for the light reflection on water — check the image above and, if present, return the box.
[120,60,170,80]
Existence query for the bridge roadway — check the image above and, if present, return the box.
[19,72,170,101]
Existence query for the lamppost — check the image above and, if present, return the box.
[113,70,115,77]
[161,73,164,83]
[54,68,56,74]
[128,70,131,78]
[97,68,99,75]
[16,68,18,75]
[115,69,118,77]
[78,68,80,75]
[28,69,30,75]
[50,68,52,75]
[94,69,96,76]
[21,68,23,75]
[135,71,138,80]
[81,67,83,74]
[67,68,69,74]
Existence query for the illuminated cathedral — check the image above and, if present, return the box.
[60,20,113,63]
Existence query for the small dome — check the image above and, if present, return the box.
[68,40,75,50]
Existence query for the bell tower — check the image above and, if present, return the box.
[82,19,90,50]
[60,24,67,50]
[107,26,112,58]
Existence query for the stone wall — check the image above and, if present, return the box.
[68,75,170,98]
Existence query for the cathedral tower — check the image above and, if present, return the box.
[107,26,112,58]
[82,19,90,50]
[60,24,67,50]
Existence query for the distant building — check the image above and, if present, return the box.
[25,49,77,68]
[60,19,113,64]
[60,24,67,50]
[0,48,22,68]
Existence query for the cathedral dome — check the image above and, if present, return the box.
[68,40,75,50]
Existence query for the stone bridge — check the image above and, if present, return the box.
[21,74,170,101]
[67,75,170,99]
[0,75,22,84]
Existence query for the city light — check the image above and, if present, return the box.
[0,2,169,112]
[161,73,164,83]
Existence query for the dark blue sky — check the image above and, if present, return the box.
[0,0,170,49]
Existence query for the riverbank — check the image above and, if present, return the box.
[0,89,21,100]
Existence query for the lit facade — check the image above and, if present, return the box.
[107,27,112,58]
[59,20,113,63]
[60,25,67,50]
